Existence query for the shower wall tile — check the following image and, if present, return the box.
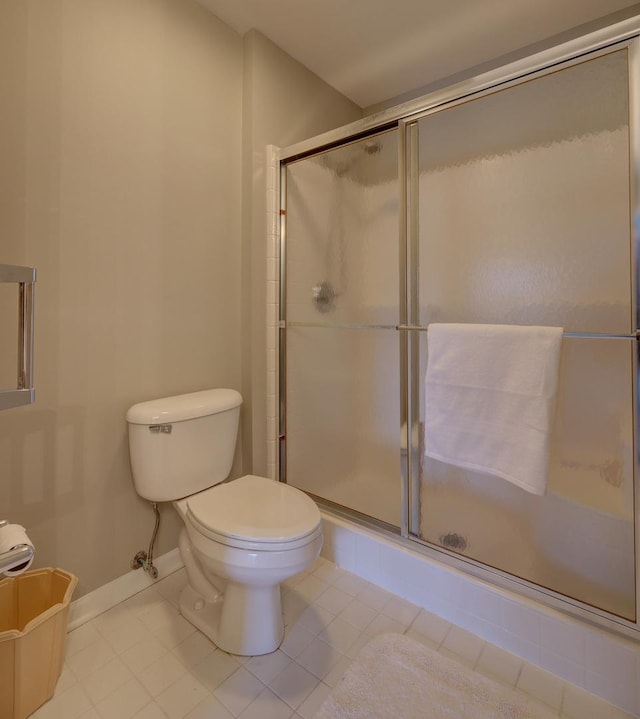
[266,253,278,277]
[563,683,622,719]
[395,580,431,609]
[537,648,585,687]
[468,586,508,627]
[265,145,280,481]
[381,544,424,587]
[441,625,485,667]
[495,629,542,666]
[320,512,640,716]
[417,595,459,625]
[267,210,279,237]
[266,324,277,352]
[539,615,586,665]
[266,371,277,398]
[584,670,637,717]
[266,301,278,332]
[584,631,636,686]
[265,164,277,192]
[267,348,277,380]
[320,518,356,570]
[447,609,499,635]
[353,533,382,584]
[415,563,455,599]
[267,280,278,305]
[502,601,543,649]
[477,643,523,687]
[461,617,509,651]
[517,663,565,713]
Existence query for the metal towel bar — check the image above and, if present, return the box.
[287,321,640,340]
[395,324,640,340]
[0,264,36,411]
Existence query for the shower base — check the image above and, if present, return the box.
[318,510,639,715]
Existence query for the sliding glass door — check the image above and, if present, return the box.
[407,48,635,620]
[281,44,637,621]
[283,130,401,527]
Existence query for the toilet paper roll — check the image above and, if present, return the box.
[0,524,35,576]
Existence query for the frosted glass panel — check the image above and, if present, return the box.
[286,326,400,526]
[286,131,398,327]
[418,336,635,619]
[416,50,631,333]
[284,131,400,527]
[282,46,636,621]
[414,49,636,619]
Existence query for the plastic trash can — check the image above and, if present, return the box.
[0,567,78,719]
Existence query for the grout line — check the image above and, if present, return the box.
[513,659,525,689]
[53,556,631,719]
[558,685,567,718]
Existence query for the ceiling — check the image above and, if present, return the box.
[195,0,639,108]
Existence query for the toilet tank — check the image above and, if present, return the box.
[126,389,242,502]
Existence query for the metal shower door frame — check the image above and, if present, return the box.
[398,40,640,633]
[277,19,640,638]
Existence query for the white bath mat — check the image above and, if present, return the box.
[315,633,557,719]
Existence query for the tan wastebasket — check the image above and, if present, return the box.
[0,567,78,719]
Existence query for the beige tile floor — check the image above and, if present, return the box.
[33,557,634,719]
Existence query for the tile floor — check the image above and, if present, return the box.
[33,557,634,719]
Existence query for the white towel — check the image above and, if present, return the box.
[424,323,563,495]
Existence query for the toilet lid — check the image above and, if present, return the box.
[185,475,321,545]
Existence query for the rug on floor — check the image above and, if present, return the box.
[315,633,558,719]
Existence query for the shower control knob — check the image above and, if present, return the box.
[312,281,337,313]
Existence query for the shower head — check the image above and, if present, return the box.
[363,140,381,155]
[319,138,383,175]
[312,281,337,313]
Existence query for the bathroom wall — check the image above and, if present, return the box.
[240,30,362,476]
[363,2,640,116]
[0,0,243,596]
[0,2,362,598]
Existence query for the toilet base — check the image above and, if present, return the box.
[179,581,284,656]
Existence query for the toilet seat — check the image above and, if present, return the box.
[185,475,322,552]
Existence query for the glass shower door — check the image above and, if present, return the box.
[408,48,636,619]
[283,130,401,527]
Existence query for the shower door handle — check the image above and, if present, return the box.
[0,264,36,411]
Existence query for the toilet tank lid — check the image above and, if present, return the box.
[126,389,242,424]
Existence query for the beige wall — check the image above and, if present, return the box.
[364,3,640,116]
[0,3,361,598]
[240,30,362,474]
[0,0,243,596]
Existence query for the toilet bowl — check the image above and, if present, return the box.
[126,389,322,656]
[175,475,322,655]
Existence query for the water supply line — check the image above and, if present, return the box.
[131,501,160,579]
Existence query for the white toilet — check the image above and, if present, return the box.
[126,388,322,656]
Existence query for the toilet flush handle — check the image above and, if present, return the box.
[149,423,172,434]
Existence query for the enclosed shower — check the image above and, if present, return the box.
[277,40,639,634]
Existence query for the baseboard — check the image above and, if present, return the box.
[67,548,184,631]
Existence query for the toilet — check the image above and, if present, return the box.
[126,388,322,656]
